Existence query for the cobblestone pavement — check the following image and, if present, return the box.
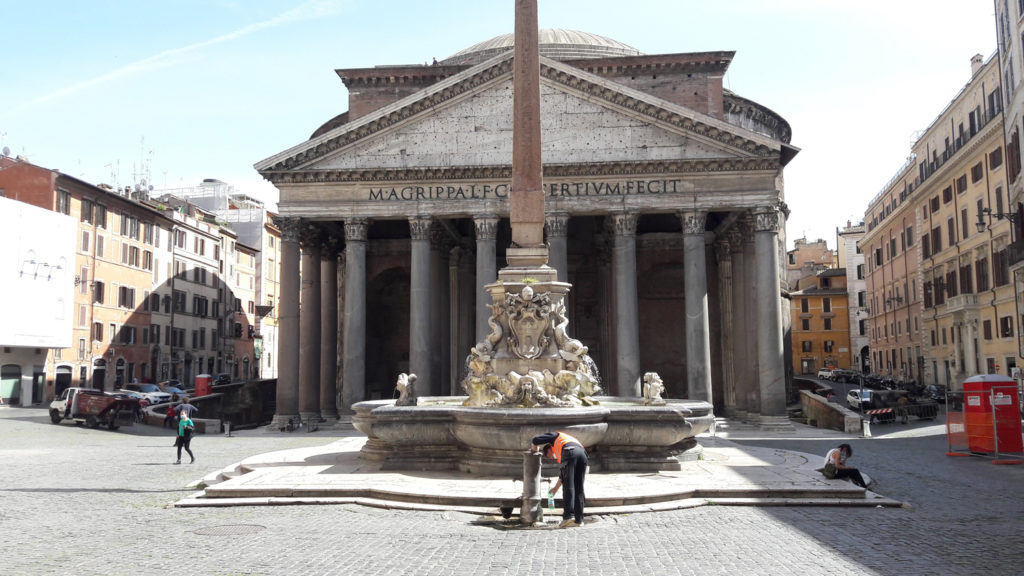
[2,406,1023,576]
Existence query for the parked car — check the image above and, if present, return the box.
[124,383,172,405]
[816,368,834,380]
[846,389,873,411]
[830,369,857,383]
[156,383,188,398]
[213,373,231,385]
[113,389,146,402]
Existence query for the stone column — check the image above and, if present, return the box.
[270,217,301,428]
[474,215,498,343]
[320,237,340,420]
[409,216,432,396]
[729,229,748,419]
[680,210,712,404]
[430,224,451,396]
[299,227,322,423]
[753,206,787,427]
[453,246,476,395]
[743,217,760,420]
[716,235,734,413]
[594,231,615,386]
[611,212,640,396]
[545,212,570,282]
[342,218,369,413]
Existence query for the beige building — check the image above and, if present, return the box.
[994,2,1024,368]
[786,238,834,289]
[837,222,869,372]
[862,53,1013,388]
[155,180,282,381]
[255,220,281,380]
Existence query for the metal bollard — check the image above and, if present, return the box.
[520,450,544,524]
[224,421,232,437]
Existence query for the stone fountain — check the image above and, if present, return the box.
[351,0,713,478]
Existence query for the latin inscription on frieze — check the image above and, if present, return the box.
[367,179,683,201]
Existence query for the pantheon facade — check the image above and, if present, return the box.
[255,30,798,428]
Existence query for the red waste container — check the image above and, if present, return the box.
[194,374,213,397]
[963,375,1023,454]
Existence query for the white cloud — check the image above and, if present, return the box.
[4,0,344,117]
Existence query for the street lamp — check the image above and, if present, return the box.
[976,207,1017,233]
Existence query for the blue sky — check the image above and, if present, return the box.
[0,1,996,248]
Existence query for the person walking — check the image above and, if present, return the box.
[177,397,198,419]
[897,395,910,424]
[532,431,588,528]
[174,410,195,465]
[822,443,868,488]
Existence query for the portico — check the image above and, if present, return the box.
[257,30,796,428]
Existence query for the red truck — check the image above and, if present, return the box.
[49,387,140,430]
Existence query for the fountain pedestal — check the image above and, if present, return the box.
[352,397,713,476]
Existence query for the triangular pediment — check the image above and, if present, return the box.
[255,52,784,180]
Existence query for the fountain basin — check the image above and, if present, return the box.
[352,396,714,475]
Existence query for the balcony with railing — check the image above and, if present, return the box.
[944,294,980,313]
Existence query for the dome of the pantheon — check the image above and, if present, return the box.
[441,29,643,66]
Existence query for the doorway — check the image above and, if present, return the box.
[365,267,410,401]
[54,365,73,396]
[1,364,21,404]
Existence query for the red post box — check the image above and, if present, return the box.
[194,374,213,397]
[963,375,1023,455]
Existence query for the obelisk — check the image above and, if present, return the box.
[506,0,549,271]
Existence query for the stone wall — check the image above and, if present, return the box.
[799,390,862,434]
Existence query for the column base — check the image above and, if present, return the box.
[758,415,795,432]
[268,413,300,431]
[321,409,340,420]
[300,411,323,424]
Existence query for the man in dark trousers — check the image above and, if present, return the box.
[532,431,588,528]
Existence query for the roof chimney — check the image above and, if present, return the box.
[971,53,984,77]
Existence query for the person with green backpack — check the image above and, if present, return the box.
[174,410,195,464]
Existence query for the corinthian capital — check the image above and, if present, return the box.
[474,215,498,241]
[408,216,432,241]
[610,212,638,236]
[545,212,570,239]
[274,216,303,244]
[678,210,707,236]
[753,206,781,234]
[344,218,369,243]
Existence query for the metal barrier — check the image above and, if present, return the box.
[945,402,969,457]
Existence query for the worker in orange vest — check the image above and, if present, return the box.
[532,431,588,528]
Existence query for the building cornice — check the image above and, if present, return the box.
[265,157,779,185]
[256,53,782,180]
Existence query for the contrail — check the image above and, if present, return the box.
[5,0,343,115]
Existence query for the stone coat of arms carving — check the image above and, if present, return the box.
[505,285,551,360]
